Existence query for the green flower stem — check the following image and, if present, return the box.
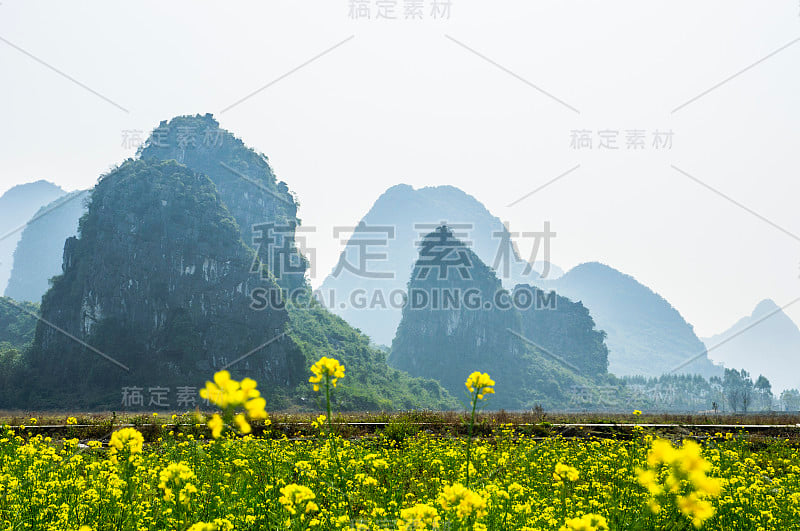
[466,389,479,487]
[324,373,353,517]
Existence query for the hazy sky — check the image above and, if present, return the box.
[1,1,799,337]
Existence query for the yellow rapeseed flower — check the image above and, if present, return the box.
[279,484,317,516]
[234,414,251,435]
[465,372,495,400]
[554,463,580,484]
[559,513,609,531]
[677,492,715,528]
[200,371,270,437]
[244,397,268,420]
[398,503,440,530]
[639,438,722,528]
[159,462,197,504]
[200,370,260,409]
[108,427,144,463]
[309,356,345,392]
[438,483,487,520]
[311,414,326,430]
[208,414,224,439]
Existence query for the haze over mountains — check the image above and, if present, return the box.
[541,263,723,379]
[319,184,561,346]
[4,190,89,303]
[1,115,454,411]
[0,181,66,294]
[1,115,798,411]
[321,185,724,379]
[704,299,800,393]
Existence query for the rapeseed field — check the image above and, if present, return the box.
[1,358,798,530]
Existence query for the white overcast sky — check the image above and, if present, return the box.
[1,1,799,337]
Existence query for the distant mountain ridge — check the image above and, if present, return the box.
[5,190,90,303]
[320,184,561,345]
[541,262,723,378]
[0,181,66,293]
[703,299,800,392]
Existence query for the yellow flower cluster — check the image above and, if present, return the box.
[554,462,580,484]
[108,427,144,464]
[637,439,722,528]
[465,371,495,400]
[208,414,224,439]
[279,484,319,516]
[398,503,440,530]
[186,519,233,531]
[560,513,609,531]
[309,356,345,392]
[158,462,197,504]
[200,370,267,415]
[199,370,269,438]
[311,414,327,430]
[438,483,487,520]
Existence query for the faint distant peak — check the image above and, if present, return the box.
[374,184,492,212]
[562,262,622,279]
[382,183,415,195]
[1,180,65,201]
[752,298,780,317]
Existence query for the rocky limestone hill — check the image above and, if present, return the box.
[7,115,453,411]
[389,226,612,410]
[139,114,306,292]
[26,159,304,407]
[320,184,562,346]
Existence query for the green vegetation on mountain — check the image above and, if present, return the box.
[287,294,456,411]
[0,297,38,350]
[0,297,39,407]
[1,115,452,411]
[18,158,303,409]
[320,184,562,346]
[513,285,609,375]
[390,226,612,410]
[139,114,306,292]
